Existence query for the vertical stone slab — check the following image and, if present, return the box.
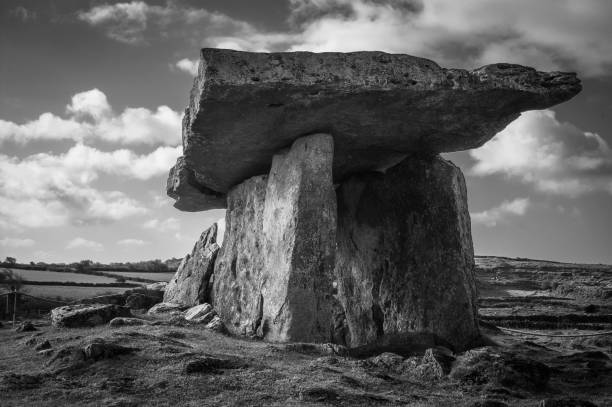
[212,175,267,337]
[260,134,337,342]
[335,155,479,351]
[164,223,219,306]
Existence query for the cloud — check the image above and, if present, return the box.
[0,143,183,229]
[149,0,612,77]
[117,238,149,247]
[470,110,612,196]
[142,217,180,231]
[471,198,530,227]
[78,1,252,46]
[0,89,182,146]
[0,238,35,248]
[10,6,37,22]
[174,58,198,76]
[66,237,104,251]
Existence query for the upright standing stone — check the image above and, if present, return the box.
[212,175,267,337]
[261,134,337,342]
[334,155,479,351]
[164,223,220,306]
[212,134,337,342]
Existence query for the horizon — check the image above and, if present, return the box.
[1,0,612,265]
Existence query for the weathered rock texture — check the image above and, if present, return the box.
[212,134,337,342]
[164,223,220,306]
[334,155,479,351]
[51,304,131,328]
[211,174,267,337]
[170,49,580,210]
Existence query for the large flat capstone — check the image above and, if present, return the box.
[170,48,580,210]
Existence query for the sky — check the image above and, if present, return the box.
[0,0,611,264]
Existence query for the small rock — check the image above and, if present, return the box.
[35,339,51,351]
[204,315,225,332]
[146,302,186,318]
[539,399,598,407]
[184,303,216,324]
[367,352,405,370]
[51,304,131,328]
[416,347,456,379]
[38,349,54,357]
[145,282,167,292]
[108,317,151,327]
[15,321,36,332]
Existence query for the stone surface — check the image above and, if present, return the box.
[146,302,187,319]
[124,293,157,310]
[204,315,225,332]
[184,303,216,324]
[211,174,267,337]
[51,304,131,328]
[109,317,152,327]
[335,155,479,351]
[167,155,225,211]
[171,48,580,210]
[260,134,337,342]
[212,134,336,342]
[164,223,220,306]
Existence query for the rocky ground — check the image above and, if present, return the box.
[0,256,610,407]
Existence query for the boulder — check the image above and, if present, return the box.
[51,304,131,328]
[212,134,336,342]
[34,340,51,351]
[163,223,220,306]
[184,303,216,324]
[170,49,580,210]
[204,315,225,332]
[335,155,479,351]
[146,302,187,319]
[145,282,167,292]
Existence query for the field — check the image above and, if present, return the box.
[103,271,176,282]
[19,285,132,301]
[0,255,610,406]
[9,269,118,284]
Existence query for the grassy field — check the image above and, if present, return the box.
[103,271,176,282]
[9,269,118,284]
[19,285,133,301]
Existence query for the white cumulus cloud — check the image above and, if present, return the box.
[117,238,149,247]
[175,58,199,76]
[0,89,182,146]
[470,110,612,196]
[471,198,530,227]
[66,237,104,251]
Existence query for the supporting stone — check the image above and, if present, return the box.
[164,223,220,306]
[211,175,267,337]
[260,133,337,342]
[334,155,479,351]
[212,134,337,342]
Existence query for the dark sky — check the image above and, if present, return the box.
[1,0,611,264]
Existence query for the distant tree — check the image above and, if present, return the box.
[4,257,16,265]
[0,269,24,292]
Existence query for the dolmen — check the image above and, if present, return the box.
[165,49,581,351]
